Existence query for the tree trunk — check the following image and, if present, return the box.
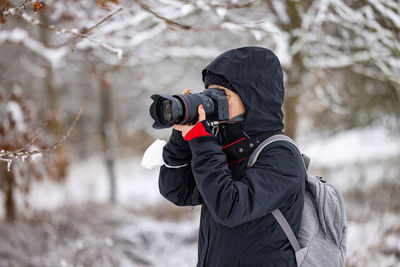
[40,13,68,180]
[283,95,299,140]
[283,0,304,141]
[2,161,15,221]
[99,73,117,203]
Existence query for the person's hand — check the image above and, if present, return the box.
[173,105,206,138]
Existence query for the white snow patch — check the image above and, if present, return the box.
[216,8,227,18]
[6,101,26,132]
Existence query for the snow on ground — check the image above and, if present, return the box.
[1,157,201,266]
[20,156,166,212]
[0,124,399,266]
[0,203,199,267]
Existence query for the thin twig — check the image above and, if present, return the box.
[12,121,48,153]
[17,9,124,57]
[50,102,85,150]
[0,102,85,161]
[135,0,265,34]
[69,7,123,50]
[2,1,124,57]
[2,0,32,15]
[85,7,123,34]
[135,0,191,30]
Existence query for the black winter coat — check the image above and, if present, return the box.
[158,47,306,267]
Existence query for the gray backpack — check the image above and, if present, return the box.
[247,134,347,267]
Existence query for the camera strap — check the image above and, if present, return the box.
[222,131,273,165]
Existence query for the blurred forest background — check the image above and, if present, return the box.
[0,0,399,266]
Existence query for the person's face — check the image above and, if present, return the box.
[207,84,246,120]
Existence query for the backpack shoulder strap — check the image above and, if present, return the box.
[272,209,301,252]
[247,134,310,171]
[247,134,308,254]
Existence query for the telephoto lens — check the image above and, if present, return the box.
[149,87,229,129]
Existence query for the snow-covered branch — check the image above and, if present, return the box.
[0,27,69,66]
[2,0,124,59]
[1,0,32,16]
[19,8,124,58]
[0,102,85,171]
[303,0,400,87]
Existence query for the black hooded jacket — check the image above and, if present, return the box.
[159,47,305,267]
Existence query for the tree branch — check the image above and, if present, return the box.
[2,0,32,15]
[4,1,124,58]
[0,102,85,166]
[134,0,192,30]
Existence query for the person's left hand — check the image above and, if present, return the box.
[173,105,206,138]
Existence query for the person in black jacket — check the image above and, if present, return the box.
[158,46,306,267]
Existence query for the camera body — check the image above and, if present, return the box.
[150,87,229,129]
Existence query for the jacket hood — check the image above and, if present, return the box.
[202,46,285,136]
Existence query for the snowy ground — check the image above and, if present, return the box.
[1,156,201,267]
[0,125,399,266]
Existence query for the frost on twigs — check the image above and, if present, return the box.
[0,88,85,172]
[0,105,85,170]
[1,0,124,59]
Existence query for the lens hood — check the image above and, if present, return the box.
[150,94,183,129]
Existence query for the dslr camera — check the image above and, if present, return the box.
[150,87,229,129]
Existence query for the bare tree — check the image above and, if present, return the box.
[0,86,57,220]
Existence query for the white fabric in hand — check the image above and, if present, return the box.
[141,139,167,169]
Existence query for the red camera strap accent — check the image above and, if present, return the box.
[228,157,247,165]
[222,137,246,149]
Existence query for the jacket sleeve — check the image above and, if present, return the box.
[158,129,202,206]
[188,135,302,228]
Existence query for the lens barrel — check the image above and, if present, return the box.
[150,88,229,129]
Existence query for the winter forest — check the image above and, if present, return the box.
[0,0,399,266]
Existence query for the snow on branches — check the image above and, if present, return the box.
[1,0,124,59]
[0,27,69,66]
[303,0,400,87]
[1,0,275,66]
[0,88,84,173]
